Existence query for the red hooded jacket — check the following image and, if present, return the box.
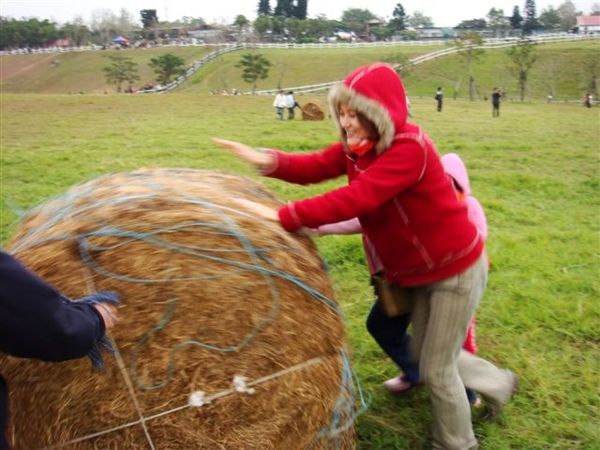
[266,63,483,286]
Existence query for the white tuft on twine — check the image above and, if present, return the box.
[232,375,256,394]
[188,390,210,407]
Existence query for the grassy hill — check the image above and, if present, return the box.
[1,40,598,101]
[1,91,598,449]
[0,46,219,94]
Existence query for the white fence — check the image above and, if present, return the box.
[2,32,594,57]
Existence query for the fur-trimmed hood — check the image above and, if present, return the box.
[328,63,408,154]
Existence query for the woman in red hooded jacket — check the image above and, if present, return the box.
[314,151,488,408]
[213,63,517,450]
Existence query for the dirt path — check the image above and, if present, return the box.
[1,54,56,81]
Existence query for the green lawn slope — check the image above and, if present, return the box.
[0,40,598,100]
[0,46,219,94]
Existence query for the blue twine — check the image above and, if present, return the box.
[306,348,371,450]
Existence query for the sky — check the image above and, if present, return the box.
[0,0,597,27]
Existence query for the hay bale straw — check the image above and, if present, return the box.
[302,100,326,121]
[3,168,364,449]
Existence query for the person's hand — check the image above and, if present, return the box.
[93,303,118,330]
[212,138,274,170]
[233,198,279,222]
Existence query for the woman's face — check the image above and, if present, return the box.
[338,103,371,146]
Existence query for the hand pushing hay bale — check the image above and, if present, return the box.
[3,168,365,449]
[302,100,326,121]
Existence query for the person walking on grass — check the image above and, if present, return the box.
[435,87,443,112]
[285,91,301,120]
[273,89,286,121]
[492,88,501,117]
[213,62,518,450]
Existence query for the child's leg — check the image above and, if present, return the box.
[463,318,481,406]
[466,388,481,407]
[366,301,419,385]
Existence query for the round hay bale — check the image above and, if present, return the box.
[2,168,365,450]
[302,100,326,121]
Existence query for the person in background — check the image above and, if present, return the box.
[492,88,501,117]
[435,87,443,112]
[273,89,287,121]
[0,251,119,450]
[285,91,301,120]
[584,93,593,108]
[213,62,517,450]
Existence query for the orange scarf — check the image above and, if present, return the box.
[349,139,376,156]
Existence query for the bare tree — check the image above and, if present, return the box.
[582,58,599,96]
[407,10,434,28]
[487,8,510,38]
[116,8,137,37]
[453,32,485,101]
[506,39,537,101]
[538,57,565,99]
[61,15,92,46]
[276,60,288,88]
[557,1,578,31]
[90,8,118,45]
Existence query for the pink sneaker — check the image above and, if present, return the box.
[383,375,419,395]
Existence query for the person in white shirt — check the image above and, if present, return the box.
[273,90,287,120]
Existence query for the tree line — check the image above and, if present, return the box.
[1,0,598,50]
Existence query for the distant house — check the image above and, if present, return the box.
[576,16,600,34]
[52,38,72,48]
[361,19,384,40]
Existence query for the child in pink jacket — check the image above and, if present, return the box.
[442,152,489,406]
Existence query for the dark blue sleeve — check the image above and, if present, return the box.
[0,251,106,362]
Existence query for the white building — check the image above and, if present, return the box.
[576,16,600,34]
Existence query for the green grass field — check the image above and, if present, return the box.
[1,90,598,449]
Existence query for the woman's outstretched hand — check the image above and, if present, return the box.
[212,138,274,170]
[233,198,279,222]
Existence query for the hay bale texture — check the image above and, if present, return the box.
[3,168,363,450]
[301,100,326,121]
